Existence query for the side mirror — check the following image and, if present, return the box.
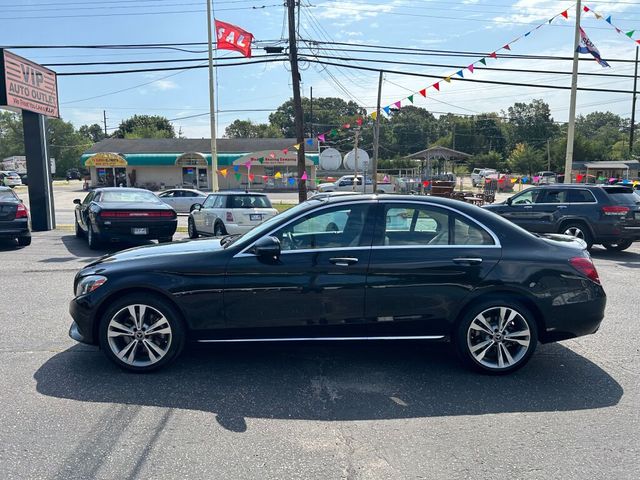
[506,197,513,206]
[252,236,281,258]
[73,198,81,205]
[191,203,202,211]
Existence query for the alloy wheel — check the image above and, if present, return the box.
[563,226,585,240]
[107,304,173,367]
[466,306,531,370]
[214,223,225,236]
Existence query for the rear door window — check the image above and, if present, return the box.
[228,195,272,208]
[0,190,17,201]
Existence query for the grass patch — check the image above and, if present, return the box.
[274,203,296,213]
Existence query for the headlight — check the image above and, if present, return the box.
[75,275,107,297]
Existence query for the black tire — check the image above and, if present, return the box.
[559,221,593,249]
[188,217,199,239]
[603,240,633,251]
[158,236,173,243]
[87,222,101,250]
[454,298,538,375]
[75,220,83,238]
[17,235,31,246]
[214,221,227,237]
[98,293,186,373]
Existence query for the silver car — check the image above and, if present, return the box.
[157,188,207,213]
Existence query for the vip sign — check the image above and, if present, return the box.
[0,49,59,117]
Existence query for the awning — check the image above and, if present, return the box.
[81,152,319,167]
[583,161,636,169]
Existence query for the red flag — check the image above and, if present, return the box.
[419,88,426,97]
[561,10,569,19]
[214,19,253,57]
[433,82,440,91]
[503,44,511,51]
[489,52,497,59]
[583,6,590,12]
[356,117,363,126]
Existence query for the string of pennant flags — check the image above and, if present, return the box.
[582,4,640,46]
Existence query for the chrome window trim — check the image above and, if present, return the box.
[380,199,502,248]
[234,200,379,257]
[197,335,445,343]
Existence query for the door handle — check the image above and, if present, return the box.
[524,205,533,209]
[557,205,567,209]
[329,257,359,266]
[452,257,483,265]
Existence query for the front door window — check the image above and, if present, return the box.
[182,167,197,188]
[198,168,209,190]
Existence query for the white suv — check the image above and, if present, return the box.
[0,171,23,188]
[188,192,278,238]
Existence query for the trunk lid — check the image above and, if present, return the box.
[538,233,587,251]
[0,202,17,221]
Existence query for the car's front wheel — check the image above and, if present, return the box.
[602,240,633,251]
[98,294,185,372]
[455,300,538,374]
[188,217,198,239]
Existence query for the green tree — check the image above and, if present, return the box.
[506,99,558,150]
[47,118,92,174]
[113,114,175,139]
[0,111,24,159]
[79,123,106,143]
[224,119,283,138]
[507,143,544,175]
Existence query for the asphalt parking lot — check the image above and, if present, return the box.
[0,232,638,479]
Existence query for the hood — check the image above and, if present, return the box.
[537,233,587,251]
[85,237,224,269]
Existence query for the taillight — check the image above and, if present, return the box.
[15,203,28,219]
[226,211,234,222]
[100,210,175,218]
[569,257,601,284]
[602,206,629,216]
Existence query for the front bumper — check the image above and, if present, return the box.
[69,295,98,345]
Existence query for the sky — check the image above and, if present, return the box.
[3,0,640,140]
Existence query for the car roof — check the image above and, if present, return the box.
[93,187,156,193]
[209,191,267,196]
[162,188,204,193]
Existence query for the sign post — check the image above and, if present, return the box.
[0,49,59,231]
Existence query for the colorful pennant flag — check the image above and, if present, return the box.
[489,52,497,59]
[219,168,228,177]
[235,173,242,182]
[503,44,511,51]
[383,106,391,115]
[626,30,635,38]
[248,173,255,182]
[282,148,288,154]
[317,134,325,142]
[456,70,464,78]
[342,123,351,129]
[356,117,363,126]
[233,165,239,172]
[444,76,451,83]
[433,82,440,91]
[262,175,268,181]
[244,160,252,170]
[605,16,612,24]
[274,172,282,179]
[468,64,474,73]
[293,143,301,150]
[407,95,414,103]
[288,177,295,185]
[306,138,313,146]
[561,10,568,19]
[394,101,401,108]
[370,112,378,120]
[479,58,486,65]
[301,171,308,180]
[269,152,276,159]
[419,88,426,97]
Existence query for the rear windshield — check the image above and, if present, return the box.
[0,190,17,201]
[603,187,640,206]
[227,195,272,208]
[101,190,161,203]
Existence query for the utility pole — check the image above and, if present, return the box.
[352,128,360,192]
[309,86,313,138]
[287,0,307,202]
[564,0,582,183]
[547,139,551,170]
[206,0,219,192]
[372,71,383,192]
[630,46,639,156]
[103,110,107,136]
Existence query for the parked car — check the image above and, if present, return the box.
[0,186,30,246]
[69,194,605,374]
[534,171,557,185]
[157,188,207,213]
[0,171,23,188]
[188,191,278,238]
[73,187,177,249]
[483,184,640,251]
[471,168,497,187]
[66,168,82,181]
[317,175,396,194]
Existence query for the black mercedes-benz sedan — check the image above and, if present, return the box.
[69,193,606,374]
[73,188,177,249]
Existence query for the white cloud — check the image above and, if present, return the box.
[152,80,178,91]
[315,0,402,24]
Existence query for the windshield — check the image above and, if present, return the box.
[101,190,161,203]
[225,199,322,247]
[0,190,17,201]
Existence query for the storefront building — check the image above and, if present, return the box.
[81,138,319,190]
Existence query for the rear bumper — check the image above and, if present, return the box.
[540,284,606,343]
[225,224,255,235]
[95,220,177,241]
[0,219,29,237]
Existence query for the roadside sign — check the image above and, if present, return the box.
[0,49,59,118]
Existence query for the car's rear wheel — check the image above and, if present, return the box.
[214,221,226,237]
[560,222,593,249]
[455,300,538,374]
[17,235,31,246]
[98,294,185,372]
[87,222,101,250]
[188,217,199,239]
[602,240,633,251]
